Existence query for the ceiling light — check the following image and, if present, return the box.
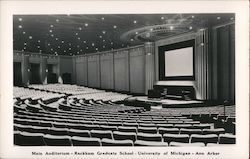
[48,43,50,46]
[170,26,174,30]
[62,41,64,43]
[49,30,53,33]
[64,50,66,52]
[217,17,221,20]
[37,46,40,48]
[78,37,80,40]
[18,18,23,21]
[201,43,204,46]
[77,52,79,54]
[75,33,78,35]
[51,48,53,51]
[103,39,105,42]
[69,43,71,46]
[230,17,234,20]
[58,46,60,48]
[130,39,134,41]
[133,20,137,24]
[99,35,102,38]
[189,26,193,30]
[135,32,138,35]
[24,42,27,45]
[22,31,26,34]
[101,17,105,20]
[83,41,86,43]
[50,25,54,28]
[95,48,98,50]
[111,42,113,45]
[102,31,106,34]
[51,34,54,37]
[161,17,164,20]
[55,51,57,54]
[38,40,40,43]
[29,36,32,39]
[103,45,105,48]
[113,25,117,29]
[69,48,71,50]
[79,27,82,30]
[18,25,22,29]
[55,38,58,40]
[86,47,88,49]
[191,15,195,18]
[92,43,95,46]
[150,28,153,31]
[85,23,88,27]
[77,45,79,48]
[23,47,26,49]
[56,19,59,22]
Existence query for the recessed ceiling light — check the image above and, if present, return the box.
[18,25,22,29]
[95,48,98,50]
[201,43,204,46]
[230,17,234,20]
[55,51,57,54]
[170,26,174,30]
[133,20,137,24]
[77,52,79,54]
[38,40,40,43]
[113,25,117,29]
[49,30,53,33]
[69,48,71,50]
[55,38,58,40]
[135,32,138,35]
[103,45,105,48]
[111,42,113,45]
[23,47,26,49]
[58,46,60,48]
[48,43,50,46]
[51,48,53,51]
[79,27,82,30]
[18,18,23,21]
[22,31,26,34]
[103,39,105,42]
[217,17,221,20]
[92,43,95,46]
[86,47,88,49]
[50,25,54,28]
[101,17,105,20]
[77,45,79,48]
[99,35,102,38]
[85,23,88,27]
[51,34,54,37]
[130,39,134,41]
[69,43,71,46]
[75,33,78,35]
[102,31,106,34]
[29,36,32,39]
[64,50,66,52]
[150,28,153,31]
[161,17,164,20]
[56,19,59,22]
[37,46,40,48]
[189,26,193,30]
[24,42,27,45]
[78,37,80,40]
[191,15,195,18]
[62,41,64,43]
[83,41,86,43]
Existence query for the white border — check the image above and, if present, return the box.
[0,1,249,159]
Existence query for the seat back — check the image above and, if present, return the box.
[190,134,218,145]
[71,136,101,146]
[68,129,90,137]
[44,134,71,146]
[163,133,189,144]
[14,131,45,146]
[113,131,136,142]
[137,132,162,142]
[90,130,113,139]
[101,138,133,146]
[118,126,137,133]
[138,127,157,134]
[134,140,168,146]
[158,128,179,135]
[219,134,236,144]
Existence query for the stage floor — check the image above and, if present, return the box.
[128,96,203,105]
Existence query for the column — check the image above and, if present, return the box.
[21,54,30,86]
[40,56,48,84]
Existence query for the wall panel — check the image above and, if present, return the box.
[87,55,100,88]
[100,53,114,90]
[129,47,145,94]
[114,51,129,92]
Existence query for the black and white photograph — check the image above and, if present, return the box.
[0,1,249,159]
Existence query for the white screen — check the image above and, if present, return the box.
[164,47,193,77]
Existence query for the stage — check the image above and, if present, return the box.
[127,96,204,108]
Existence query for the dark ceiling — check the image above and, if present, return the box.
[13,14,234,56]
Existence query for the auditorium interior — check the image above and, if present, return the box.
[13,14,236,146]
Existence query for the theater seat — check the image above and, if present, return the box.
[137,127,158,134]
[68,129,90,137]
[190,134,218,145]
[163,134,189,144]
[158,128,179,135]
[134,140,168,146]
[14,131,45,146]
[169,141,205,147]
[43,134,72,146]
[90,130,113,139]
[113,131,136,142]
[101,138,133,146]
[218,134,236,144]
[137,132,162,142]
[71,136,101,146]
[118,126,137,133]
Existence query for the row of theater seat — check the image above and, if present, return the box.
[14,130,235,146]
